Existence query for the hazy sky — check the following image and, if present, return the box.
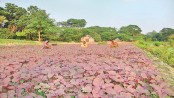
[0,0,174,33]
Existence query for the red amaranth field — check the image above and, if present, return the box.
[0,43,174,98]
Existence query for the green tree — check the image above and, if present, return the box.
[59,28,84,42]
[26,6,55,41]
[81,28,102,42]
[0,16,8,28]
[146,30,159,41]
[4,3,27,32]
[57,21,68,27]
[16,15,29,32]
[86,26,118,41]
[119,25,142,36]
[0,28,16,39]
[66,18,87,27]
[160,28,174,41]
[0,7,9,28]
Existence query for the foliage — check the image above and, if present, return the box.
[59,28,84,42]
[97,41,107,45]
[119,25,142,36]
[16,31,26,39]
[0,44,174,97]
[58,18,87,27]
[116,33,131,41]
[136,41,174,67]
[26,6,56,41]
[0,39,40,46]
[88,31,102,42]
[67,18,87,27]
[1,3,174,43]
[153,41,162,46]
[146,29,174,42]
[35,89,46,98]
[0,28,16,39]
[82,28,102,42]
[160,28,174,41]
[86,26,118,41]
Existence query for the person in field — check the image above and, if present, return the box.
[42,40,51,49]
[81,41,88,47]
[110,40,118,48]
[81,35,90,48]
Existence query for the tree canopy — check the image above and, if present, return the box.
[0,3,174,42]
[58,18,87,28]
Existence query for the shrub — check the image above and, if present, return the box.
[153,41,162,46]
[16,32,26,39]
[0,28,16,39]
[135,41,174,67]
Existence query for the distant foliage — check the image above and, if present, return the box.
[0,28,16,39]
[1,3,174,43]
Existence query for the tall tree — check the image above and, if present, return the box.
[119,25,142,36]
[86,26,118,41]
[0,7,9,28]
[4,3,27,32]
[160,28,174,41]
[26,6,55,41]
[57,21,68,27]
[67,18,86,27]
[0,16,8,28]
[146,30,159,41]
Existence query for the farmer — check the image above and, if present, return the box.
[110,40,118,48]
[81,41,88,47]
[42,40,51,49]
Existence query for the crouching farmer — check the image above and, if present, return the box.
[110,40,118,48]
[42,40,51,49]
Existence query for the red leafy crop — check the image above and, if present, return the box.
[114,85,125,93]
[0,44,174,97]
[3,77,11,86]
[93,76,104,87]
[81,85,92,93]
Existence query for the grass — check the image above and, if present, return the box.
[135,40,174,67]
[134,40,174,87]
[97,41,107,45]
[0,39,82,46]
[0,39,41,46]
[0,39,104,46]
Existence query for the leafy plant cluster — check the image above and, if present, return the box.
[0,44,174,97]
[1,3,174,42]
[135,40,174,67]
[0,3,145,42]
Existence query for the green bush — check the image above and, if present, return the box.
[16,32,26,39]
[0,28,16,39]
[153,41,162,46]
[135,41,174,67]
[168,39,174,47]
[117,34,131,41]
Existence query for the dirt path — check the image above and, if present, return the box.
[0,43,174,97]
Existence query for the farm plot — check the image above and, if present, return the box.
[0,43,174,98]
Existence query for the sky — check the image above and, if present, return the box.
[0,0,174,34]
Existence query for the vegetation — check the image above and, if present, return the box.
[0,2,174,98]
[0,39,40,46]
[0,3,148,42]
[135,40,174,67]
[0,2,174,67]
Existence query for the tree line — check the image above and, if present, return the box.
[0,3,174,42]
